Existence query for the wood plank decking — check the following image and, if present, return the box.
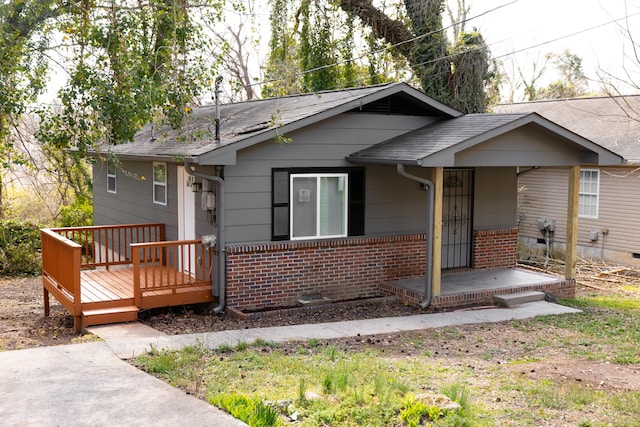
[79,267,214,328]
[41,224,216,332]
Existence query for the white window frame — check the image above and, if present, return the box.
[290,173,348,240]
[106,162,117,194]
[153,162,167,205]
[579,168,599,219]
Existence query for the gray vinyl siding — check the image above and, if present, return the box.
[474,167,518,229]
[223,113,439,244]
[518,166,640,260]
[456,125,588,167]
[518,168,570,243]
[93,160,181,240]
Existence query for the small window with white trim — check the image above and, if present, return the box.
[579,169,599,219]
[107,162,117,194]
[153,162,167,205]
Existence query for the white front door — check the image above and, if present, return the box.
[177,166,196,275]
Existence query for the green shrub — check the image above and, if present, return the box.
[0,220,42,276]
[56,197,93,227]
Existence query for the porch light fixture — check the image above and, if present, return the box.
[188,175,202,192]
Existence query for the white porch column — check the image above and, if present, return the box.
[565,165,579,280]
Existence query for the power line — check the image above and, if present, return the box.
[247,0,522,90]
[248,4,640,95]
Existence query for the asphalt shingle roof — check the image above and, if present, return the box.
[95,82,460,161]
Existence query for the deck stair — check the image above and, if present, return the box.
[494,290,545,306]
[82,305,140,328]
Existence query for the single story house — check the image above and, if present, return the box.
[41,83,623,330]
[494,95,640,266]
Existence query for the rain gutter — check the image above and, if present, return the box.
[184,161,226,314]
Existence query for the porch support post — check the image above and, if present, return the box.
[430,167,443,296]
[565,165,580,280]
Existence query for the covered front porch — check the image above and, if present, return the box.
[382,267,572,309]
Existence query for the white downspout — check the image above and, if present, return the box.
[397,164,433,308]
[184,161,226,314]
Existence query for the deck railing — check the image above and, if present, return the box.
[41,228,83,319]
[131,239,214,307]
[49,223,165,269]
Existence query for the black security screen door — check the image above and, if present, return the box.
[441,169,474,269]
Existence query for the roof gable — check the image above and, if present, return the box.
[347,113,623,167]
[494,96,640,163]
[98,83,462,163]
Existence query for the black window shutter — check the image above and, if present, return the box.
[348,168,365,236]
[272,169,290,240]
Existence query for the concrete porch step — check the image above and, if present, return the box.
[494,291,546,306]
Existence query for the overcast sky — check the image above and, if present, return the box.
[466,0,640,95]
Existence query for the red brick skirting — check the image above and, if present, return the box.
[473,228,518,269]
[226,234,426,311]
[225,228,527,312]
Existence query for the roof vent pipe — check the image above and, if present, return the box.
[214,76,223,144]
[396,164,434,309]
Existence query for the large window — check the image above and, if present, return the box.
[272,168,364,240]
[153,162,167,205]
[579,169,599,218]
[107,162,117,194]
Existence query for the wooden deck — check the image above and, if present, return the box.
[41,224,216,333]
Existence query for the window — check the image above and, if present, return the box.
[291,173,348,239]
[579,169,599,218]
[272,168,364,240]
[107,162,117,194]
[153,162,167,205]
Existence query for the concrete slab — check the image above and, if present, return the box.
[0,342,247,427]
[494,290,546,306]
[100,301,582,358]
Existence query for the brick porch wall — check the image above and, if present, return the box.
[225,234,426,311]
[472,228,519,269]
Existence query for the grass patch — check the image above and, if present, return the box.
[210,393,280,427]
[134,289,640,425]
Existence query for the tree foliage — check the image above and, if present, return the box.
[535,50,588,100]
[264,0,494,112]
[1,0,226,206]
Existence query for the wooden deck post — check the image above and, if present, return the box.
[565,166,580,280]
[132,245,142,308]
[431,167,443,296]
[43,286,50,317]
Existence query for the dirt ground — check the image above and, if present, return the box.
[2,263,640,396]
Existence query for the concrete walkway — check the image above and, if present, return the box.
[0,301,581,426]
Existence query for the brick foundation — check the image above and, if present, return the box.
[226,234,426,311]
[225,228,528,312]
[472,228,519,269]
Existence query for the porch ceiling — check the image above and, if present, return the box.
[347,112,625,167]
